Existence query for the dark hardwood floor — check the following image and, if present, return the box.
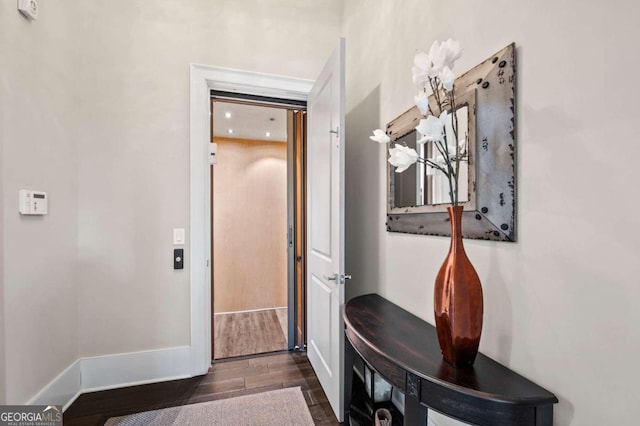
[64,351,340,425]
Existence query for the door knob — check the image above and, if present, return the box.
[326,273,351,284]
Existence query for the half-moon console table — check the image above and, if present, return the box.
[344,294,558,425]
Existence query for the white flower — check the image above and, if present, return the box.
[414,91,430,116]
[440,66,455,92]
[428,39,462,77]
[369,129,391,144]
[415,110,448,144]
[441,38,462,70]
[427,41,445,77]
[411,52,432,88]
[388,144,418,173]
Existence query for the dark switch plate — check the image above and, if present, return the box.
[174,249,184,270]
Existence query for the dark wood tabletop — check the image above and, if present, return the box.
[344,293,558,426]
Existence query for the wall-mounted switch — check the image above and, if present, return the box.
[173,228,185,245]
[174,249,184,270]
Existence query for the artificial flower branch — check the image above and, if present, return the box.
[371,38,468,206]
[418,156,450,175]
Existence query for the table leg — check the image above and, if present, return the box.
[405,372,428,425]
[344,332,355,424]
[405,397,428,425]
[535,405,554,426]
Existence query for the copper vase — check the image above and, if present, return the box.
[434,206,483,366]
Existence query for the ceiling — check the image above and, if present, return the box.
[212,101,287,142]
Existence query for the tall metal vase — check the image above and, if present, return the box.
[434,206,483,366]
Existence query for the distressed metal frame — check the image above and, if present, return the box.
[386,43,516,242]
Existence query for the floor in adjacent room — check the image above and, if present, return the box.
[214,308,288,359]
[63,351,340,425]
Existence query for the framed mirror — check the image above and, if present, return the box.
[386,43,516,241]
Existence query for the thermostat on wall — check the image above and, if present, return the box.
[18,0,39,21]
[19,190,48,215]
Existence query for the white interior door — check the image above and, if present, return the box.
[306,39,346,422]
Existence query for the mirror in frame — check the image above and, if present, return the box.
[386,43,516,242]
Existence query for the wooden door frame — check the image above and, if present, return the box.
[189,64,313,374]
[288,110,307,350]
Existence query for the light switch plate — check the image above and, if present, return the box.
[173,228,185,245]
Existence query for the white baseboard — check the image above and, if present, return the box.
[27,346,194,411]
[81,346,192,392]
[27,359,82,411]
[27,346,445,423]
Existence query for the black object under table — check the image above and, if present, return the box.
[344,294,558,426]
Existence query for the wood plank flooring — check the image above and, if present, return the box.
[214,309,287,359]
[275,307,288,339]
[64,351,340,426]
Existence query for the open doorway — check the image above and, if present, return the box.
[210,96,306,360]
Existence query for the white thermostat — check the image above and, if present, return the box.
[18,0,39,20]
[19,190,48,215]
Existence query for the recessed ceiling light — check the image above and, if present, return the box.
[265,132,271,137]
[225,112,232,119]
[227,129,233,134]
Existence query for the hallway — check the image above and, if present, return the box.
[64,351,339,425]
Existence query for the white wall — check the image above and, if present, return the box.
[75,0,343,356]
[345,85,384,302]
[343,0,640,424]
[0,49,5,402]
[0,2,80,404]
[0,0,342,404]
[0,283,4,405]
[0,12,5,400]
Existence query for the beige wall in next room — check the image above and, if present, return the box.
[213,138,288,313]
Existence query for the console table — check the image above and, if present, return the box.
[344,294,558,425]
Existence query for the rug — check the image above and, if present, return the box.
[104,387,314,426]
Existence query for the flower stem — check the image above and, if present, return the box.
[449,91,460,206]
[419,158,448,175]
[430,77,456,205]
